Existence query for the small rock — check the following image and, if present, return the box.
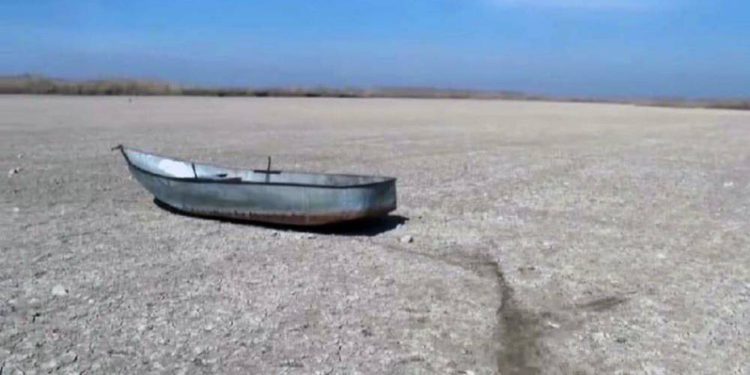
[270,231,280,237]
[204,356,219,365]
[51,284,68,297]
[592,331,607,344]
[545,320,560,329]
[723,181,735,188]
[400,235,413,244]
[8,167,22,177]
[42,359,58,370]
[17,153,24,159]
[615,337,627,344]
[60,351,78,364]
[280,360,303,368]
[12,207,20,213]
[642,364,667,375]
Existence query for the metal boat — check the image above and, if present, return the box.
[114,145,397,226]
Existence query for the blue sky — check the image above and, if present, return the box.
[1,0,749,98]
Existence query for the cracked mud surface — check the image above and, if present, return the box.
[2,96,750,374]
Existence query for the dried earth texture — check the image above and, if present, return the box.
[1,96,749,374]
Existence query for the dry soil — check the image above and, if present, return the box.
[1,96,749,374]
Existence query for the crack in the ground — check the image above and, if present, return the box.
[378,242,542,374]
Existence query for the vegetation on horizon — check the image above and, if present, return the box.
[0,74,535,100]
[1,74,748,110]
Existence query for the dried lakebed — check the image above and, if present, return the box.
[2,96,750,374]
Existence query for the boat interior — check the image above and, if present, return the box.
[122,147,393,187]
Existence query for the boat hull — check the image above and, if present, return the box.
[122,148,397,226]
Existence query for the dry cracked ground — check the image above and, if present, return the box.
[1,96,749,374]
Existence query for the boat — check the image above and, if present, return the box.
[113,145,397,226]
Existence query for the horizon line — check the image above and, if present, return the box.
[1,73,749,109]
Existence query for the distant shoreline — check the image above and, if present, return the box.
[2,74,748,111]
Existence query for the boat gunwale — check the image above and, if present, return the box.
[118,146,397,189]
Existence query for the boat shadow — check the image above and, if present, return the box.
[153,198,408,236]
